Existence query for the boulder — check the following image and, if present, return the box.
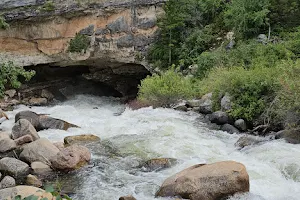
[12,119,39,141]
[39,115,79,130]
[0,157,29,177]
[234,119,247,131]
[0,176,16,189]
[141,158,177,172]
[0,139,16,153]
[221,93,231,111]
[29,97,48,106]
[4,89,16,98]
[199,93,213,114]
[64,134,100,145]
[275,129,300,144]
[53,142,65,150]
[14,134,34,146]
[50,145,91,171]
[26,174,43,187]
[235,135,267,149]
[20,138,60,164]
[41,89,54,100]
[221,124,240,134]
[172,102,188,112]
[31,162,52,175]
[0,186,54,200]
[15,111,40,128]
[156,161,249,200]
[0,132,10,141]
[186,99,201,108]
[119,195,137,200]
[209,111,229,125]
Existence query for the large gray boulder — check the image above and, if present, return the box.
[156,161,249,200]
[0,157,29,177]
[221,93,231,111]
[39,115,79,130]
[0,139,16,153]
[12,119,39,141]
[209,111,229,125]
[50,144,91,171]
[20,138,60,164]
[234,119,247,131]
[0,176,16,189]
[199,93,213,114]
[15,111,40,129]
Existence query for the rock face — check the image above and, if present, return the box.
[12,119,40,140]
[0,186,53,200]
[0,157,30,177]
[156,161,249,200]
[50,144,91,171]
[0,0,164,96]
[20,138,60,164]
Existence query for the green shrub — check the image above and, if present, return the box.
[0,16,9,29]
[0,62,35,97]
[40,1,55,12]
[68,33,90,53]
[138,69,196,107]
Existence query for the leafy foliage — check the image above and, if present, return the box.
[68,33,90,53]
[40,1,55,12]
[138,69,196,107]
[0,62,35,97]
[0,16,9,29]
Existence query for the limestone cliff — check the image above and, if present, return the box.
[0,0,165,97]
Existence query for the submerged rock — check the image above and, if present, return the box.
[12,119,39,141]
[0,176,16,189]
[235,135,268,149]
[156,161,249,200]
[20,138,60,164]
[51,144,91,171]
[119,195,137,200]
[0,157,29,177]
[64,134,100,145]
[221,124,240,134]
[141,158,177,172]
[0,186,53,200]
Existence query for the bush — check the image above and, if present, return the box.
[138,69,196,107]
[0,62,35,97]
[0,16,9,29]
[68,33,90,53]
[40,0,55,12]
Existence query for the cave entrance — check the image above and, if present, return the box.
[22,62,150,102]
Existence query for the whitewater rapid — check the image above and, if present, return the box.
[1,95,299,200]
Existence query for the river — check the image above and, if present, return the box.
[1,95,300,200]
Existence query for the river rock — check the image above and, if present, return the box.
[41,89,54,100]
[235,135,267,149]
[29,97,48,106]
[173,102,188,112]
[50,144,91,171]
[4,89,16,98]
[234,119,247,131]
[26,174,43,187]
[119,195,137,200]
[0,139,16,153]
[0,157,29,177]
[39,115,79,130]
[14,134,34,146]
[186,99,201,108]
[20,138,60,164]
[221,93,231,111]
[275,129,300,144]
[221,124,240,134]
[209,111,229,125]
[53,142,65,150]
[0,176,16,189]
[199,93,213,114]
[64,134,100,145]
[156,161,249,200]
[0,186,53,200]
[12,119,39,141]
[0,109,9,120]
[141,158,177,172]
[0,132,10,141]
[31,162,52,175]
[15,111,40,128]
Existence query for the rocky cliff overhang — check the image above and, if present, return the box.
[0,0,165,97]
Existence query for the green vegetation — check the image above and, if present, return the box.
[0,62,35,97]
[68,33,90,53]
[39,0,55,12]
[138,0,300,130]
[0,16,9,29]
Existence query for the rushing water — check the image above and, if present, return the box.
[1,95,300,200]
